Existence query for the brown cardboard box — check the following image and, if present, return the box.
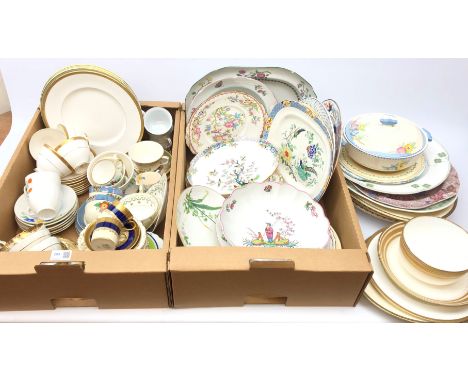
[168,110,373,308]
[0,101,182,311]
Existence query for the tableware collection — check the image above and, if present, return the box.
[364,216,468,322]
[178,67,342,247]
[1,65,171,252]
[340,113,459,221]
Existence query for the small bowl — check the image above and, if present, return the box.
[343,113,429,172]
[36,144,74,177]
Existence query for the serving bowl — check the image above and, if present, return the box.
[343,113,429,172]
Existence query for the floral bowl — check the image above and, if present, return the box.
[343,113,429,172]
[219,182,330,248]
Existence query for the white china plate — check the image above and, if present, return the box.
[322,99,343,170]
[121,193,159,224]
[146,173,168,228]
[220,182,330,248]
[187,139,278,196]
[41,68,143,154]
[265,101,333,200]
[344,139,450,195]
[186,66,317,112]
[187,91,266,154]
[403,217,468,273]
[186,77,277,122]
[176,186,224,246]
[367,232,468,322]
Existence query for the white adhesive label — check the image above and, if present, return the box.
[50,249,73,261]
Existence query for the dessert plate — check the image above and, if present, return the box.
[187,139,278,196]
[187,91,266,154]
[403,217,468,274]
[366,230,468,322]
[340,147,426,185]
[264,101,333,200]
[379,223,467,306]
[344,139,450,195]
[147,173,168,228]
[176,186,224,246]
[41,65,143,154]
[187,77,277,121]
[351,166,459,210]
[186,66,317,112]
[220,182,330,248]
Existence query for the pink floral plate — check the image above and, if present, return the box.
[352,166,459,210]
[219,182,330,248]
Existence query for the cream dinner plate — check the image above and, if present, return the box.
[344,139,451,195]
[366,230,468,322]
[41,65,143,154]
[265,101,333,200]
[186,91,266,154]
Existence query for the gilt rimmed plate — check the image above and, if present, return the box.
[186,77,277,122]
[186,91,266,154]
[187,139,278,196]
[41,65,143,154]
[344,139,450,195]
[176,186,224,246]
[264,100,333,200]
[185,66,317,112]
[220,182,330,248]
[365,230,468,322]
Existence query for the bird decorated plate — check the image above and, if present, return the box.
[263,100,333,200]
[187,139,279,196]
[220,182,330,248]
[186,91,266,154]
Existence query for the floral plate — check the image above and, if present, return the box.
[343,139,451,195]
[176,186,225,246]
[322,99,343,169]
[186,77,277,122]
[185,67,317,113]
[186,139,279,196]
[263,100,333,200]
[186,91,266,154]
[220,182,330,248]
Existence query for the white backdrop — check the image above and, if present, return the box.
[0,59,466,322]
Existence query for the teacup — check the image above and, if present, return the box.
[128,141,164,173]
[136,171,162,193]
[56,136,92,173]
[90,217,124,251]
[143,107,173,150]
[36,144,74,177]
[27,235,62,251]
[24,171,62,220]
[1,225,51,252]
[89,156,125,186]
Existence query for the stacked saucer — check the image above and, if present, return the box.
[0,225,62,252]
[340,113,458,221]
[61,169,91,196]
[364,216,468,322]
[14,185,78,235]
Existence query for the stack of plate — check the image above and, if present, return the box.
[365,216,468,322]
[340,113,459,221]
[14,185,78,235]
[61,169,91,196]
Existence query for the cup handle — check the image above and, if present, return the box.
[422,128,433,142]
[56,124,70,139]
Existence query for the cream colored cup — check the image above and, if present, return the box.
[36,144,74,177]
[89,157,125,186]
[27,236,62,251]
[128,141,164,173]
[136,171,162,193]
[9,225,51,252]
[90,217,123,251]
[56,136,92,173]
[24,171,62,220]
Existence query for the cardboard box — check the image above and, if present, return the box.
[0,101,182,310]
[168,110,373,308]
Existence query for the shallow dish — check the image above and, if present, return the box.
[187,91,266,154]
[176,186,224,246]
[187,139,278,196]
[344,113,428,172]
[146,173,168,228]
[220,182,330,248]
[120,193,159,229]
[264,100,333,200]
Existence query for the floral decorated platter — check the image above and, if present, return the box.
[146,173,168,228]
[186,91,267,154]
[215,216,230,247]
[264,100,333,200]
[344,139,451,195]
[186,77,277,122]
[322,99,343,169]
[187,139,279,196]
[340,147,426,185]
[176,186,225,246]
[351,166,459,210]
[185,66,317,112]
[220,182,330,248]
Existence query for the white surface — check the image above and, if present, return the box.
[0,59,466,322]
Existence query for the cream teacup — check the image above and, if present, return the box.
[128,141,164,173]
[89,157,125,186]
[36,144,74,177]
[24,171,62,220]
[136,171,162,193]
[27,235,62,251]
[90,217,124,251]
[56,136,92,173]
